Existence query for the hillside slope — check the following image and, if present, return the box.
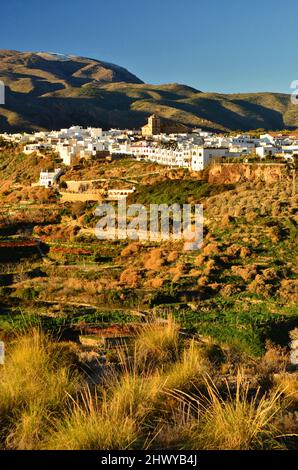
[0,50,298,132]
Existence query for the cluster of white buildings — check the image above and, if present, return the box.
[1,125,298,174]
[254,133,298,161]
[0,126,137,166]
[129,141,230,171]
[22,126,107,165]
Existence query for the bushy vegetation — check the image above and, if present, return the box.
[0,329,81,449]
[0,322,296,450]
[130,179,234,205]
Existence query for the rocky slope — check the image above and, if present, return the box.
[208,163,293,185]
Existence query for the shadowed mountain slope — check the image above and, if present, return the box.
[0,50,297,132]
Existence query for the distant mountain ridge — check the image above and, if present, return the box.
[0,49,298,133]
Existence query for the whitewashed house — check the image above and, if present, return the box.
[256,146,281,159]
[23,143,52,154]
[39,169,62,188]
[191,147,230,171]
[232,134,259,148]
[259,133,276,145]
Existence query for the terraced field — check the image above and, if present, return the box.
[0,162,297,356]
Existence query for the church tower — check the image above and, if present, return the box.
[141,114,161,136]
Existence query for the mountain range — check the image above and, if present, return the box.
[0,49,298,133]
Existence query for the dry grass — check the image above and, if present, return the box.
[120,242,140,257]
[247,275,272,297]
[0,329,80,449]
[202,242,220,257]
[144,277,164,288]
[279,279,298,302]
[134,317,180,369]
[167,251,179,263]
[107,368,163,421]
[163,372,285,450]
[45,335,209,450]
[45,390,138,450]
[169,263,185,282]
[273,373,298,402]
[143,248,164,271]
[0,322,295,450]
[162,341,209,392]
[120,268,139,288]
[231,264,257,282]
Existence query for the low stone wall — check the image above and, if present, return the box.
[59,192,101,202]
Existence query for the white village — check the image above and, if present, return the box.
[1,114,297,194]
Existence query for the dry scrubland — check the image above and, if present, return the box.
[0,145,298,449]
[1,324,298,450]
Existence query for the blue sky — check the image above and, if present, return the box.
[1,0,297,93]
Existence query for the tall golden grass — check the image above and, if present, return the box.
[134,316,180,369]
[165,372,285,450]
[0,329,80,449]
[45,389,138,450]
[0,320,294,450]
